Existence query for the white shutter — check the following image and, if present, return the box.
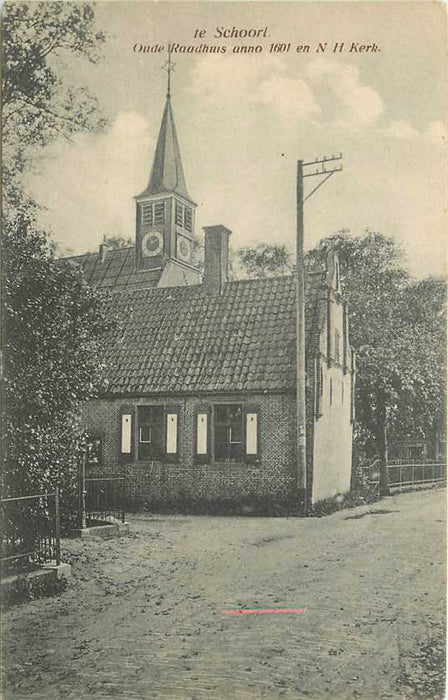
[196,413,208,455]
[166,413,178,454]
[246,413,258,455]
[121,414,132,454]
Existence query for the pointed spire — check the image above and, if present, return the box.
[137,51,191,201]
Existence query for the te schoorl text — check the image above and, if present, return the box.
[213,26,269,38]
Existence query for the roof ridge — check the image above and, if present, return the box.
[59,246,135,262]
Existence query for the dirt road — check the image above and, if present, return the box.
[3,489,446,699]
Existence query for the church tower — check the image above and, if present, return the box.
[134,55,201,287]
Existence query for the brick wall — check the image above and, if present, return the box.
[81,392,297,508]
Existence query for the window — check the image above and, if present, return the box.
[86,436,102,468]
[184,207,192,232]
[154,201,165,224]
[195,405,259,463]
[141,202,153,227]
[138,406,164,460]
[214,404,243,462]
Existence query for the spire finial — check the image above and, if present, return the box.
[162,46,176,98]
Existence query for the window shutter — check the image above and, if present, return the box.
[141,202,153,227]
[185,207,192,232]
[166,409,179,457]
[245,410,260,463]
[120,406,134,461]
[195,409,210,463]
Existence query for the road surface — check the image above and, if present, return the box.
[3,488,446,699]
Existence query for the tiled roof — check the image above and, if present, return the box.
[66,247,162,291]
[101,274,325,396]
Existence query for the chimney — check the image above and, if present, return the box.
[203,225,232,293]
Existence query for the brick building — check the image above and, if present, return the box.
[67,81,356,511]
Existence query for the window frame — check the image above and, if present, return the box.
[85,434,103,470]
[134,404,180,462]
[137,405,165,461]
[194,403,260,465]
[213,403,244,464]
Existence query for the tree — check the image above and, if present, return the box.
[1,3,112,498]
[393,277,446,446]
[306,231,446,487]
[2,1,106,206]
[101,235,134,250]
[2,206,116,497]
[236,244,293,278]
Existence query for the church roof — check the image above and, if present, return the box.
[137,96,191,201]
[67,247,162,291]
[94,271,326,396]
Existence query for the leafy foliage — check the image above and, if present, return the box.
[306,231,446,460]
[1,2,112,499]
[2,207,116,497]
[236,244,293,278]
[101,235,134,250]
[2,1,106,205]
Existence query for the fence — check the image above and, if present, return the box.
[386,459,446,489]
[82,477,126,527]
[1,490,61,576]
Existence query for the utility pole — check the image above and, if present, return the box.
[296,153,343,513]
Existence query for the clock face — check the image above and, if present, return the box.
[142,231,163,257]
[177,236,191,262]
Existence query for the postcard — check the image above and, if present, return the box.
[2,2,446,698]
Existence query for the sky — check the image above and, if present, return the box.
[26,1,447,278]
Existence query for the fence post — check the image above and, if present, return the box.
[80,450,87,529]
[55,487,61,566]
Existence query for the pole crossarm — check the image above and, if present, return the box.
[302,153,343,202]
[303,153,343,166]
[303,166,343,178]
